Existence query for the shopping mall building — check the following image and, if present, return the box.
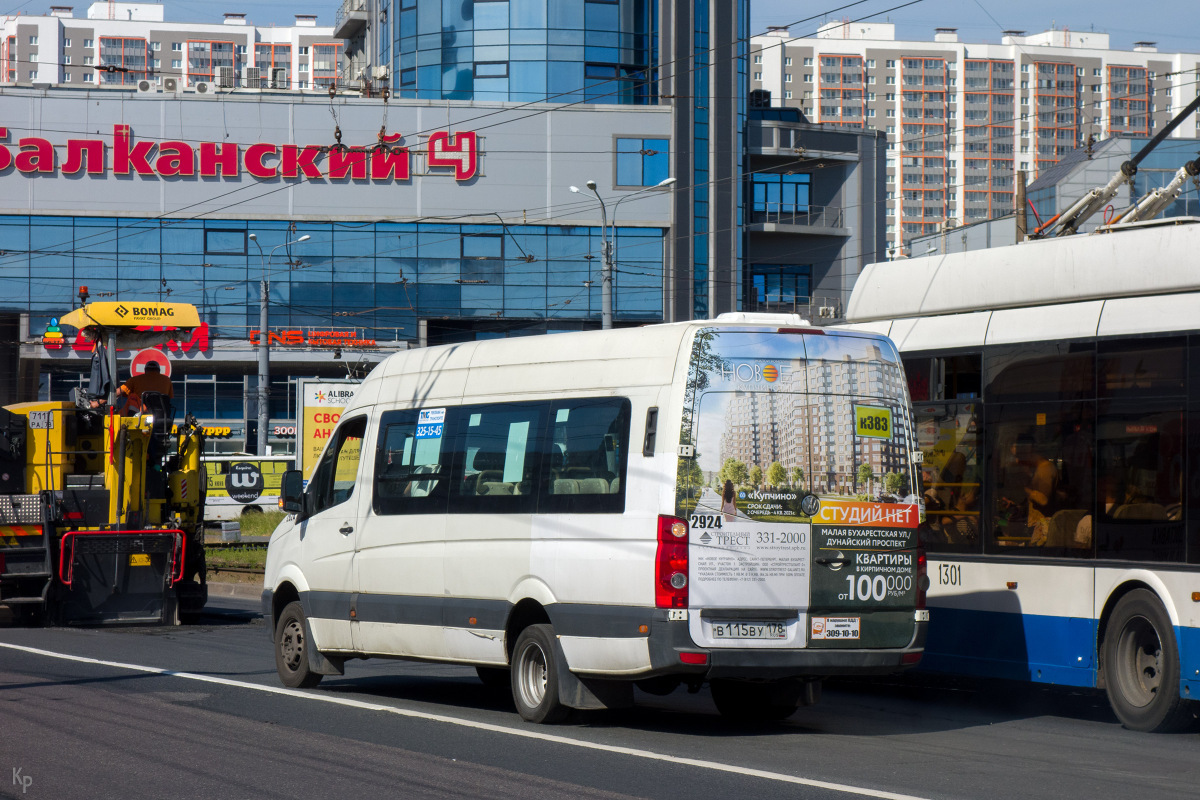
[0,1,887,453]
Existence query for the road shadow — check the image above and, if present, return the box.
[312,665,1160,737]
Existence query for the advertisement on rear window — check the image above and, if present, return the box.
[677,328,919,641]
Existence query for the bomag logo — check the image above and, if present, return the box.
[114,305,130,318]
[132,306,175,318]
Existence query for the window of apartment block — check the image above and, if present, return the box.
[299,46,310,55]
[868,75,875,84]
[83,55,93,65]
[151,41,160,51]
[28,35,37,44]
[803,73,811,82]
[867,59,876,68]
[754,71,761,80]
[785,91,792,99]
[804,57,813,66]
[867,109,875,117]
[1093,67,1101,75]
[886,59,895,68]
[84,38,94,47]
[63,37,71,47]
[171,59,181,69]
[64,72,72,81]
[28,70,36,79]
[153,59,160,68]
[171,42,182,51]
[312,43,342,87]
[84,72,93,82]
[1020,63,1028,72]
[63,55,70,64]
[784,73,791,82]
[886,75,895,84]
[784,57,792,66]
[754,55,762,64]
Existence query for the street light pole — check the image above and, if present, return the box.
[569,177,674,331]
[249,232,310,456]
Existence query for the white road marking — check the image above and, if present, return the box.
[0,641,932,800]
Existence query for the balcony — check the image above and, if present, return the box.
[333,0,367,39]
[748,203,847,236]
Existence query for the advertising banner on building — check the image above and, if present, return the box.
[297,379,360,481]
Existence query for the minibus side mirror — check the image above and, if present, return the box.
[281,470,305,516]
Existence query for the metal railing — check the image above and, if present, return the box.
[333,0,367,32]
[743,295,844,321]
[752,203,844,229]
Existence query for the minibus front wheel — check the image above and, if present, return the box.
[511,624,569,724]
[274,601,323,689]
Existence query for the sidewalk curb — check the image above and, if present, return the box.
[206,581,265,601]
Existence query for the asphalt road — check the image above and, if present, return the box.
[1,591,1198,800]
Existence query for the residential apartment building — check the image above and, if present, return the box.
[718,343,909,494]
[1,2,341,90]
[751,21,1200,253]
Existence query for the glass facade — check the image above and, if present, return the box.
[692,0,709,318]
[0,215,667,339]
[387,0,659,103]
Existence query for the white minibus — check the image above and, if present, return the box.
[263,314,928,722]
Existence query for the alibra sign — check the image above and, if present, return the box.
[249,329,376,348]
[0,125,479,183]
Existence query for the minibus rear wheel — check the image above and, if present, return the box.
[511,624,569,723]
[275,601,323,689]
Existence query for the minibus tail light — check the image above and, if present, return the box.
[655,515,689,609]
[915,548,928,610]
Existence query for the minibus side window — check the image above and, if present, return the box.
[448,402,545,514]
[309,416,367,515]
[540,398,631,514]
[373,409,451,516]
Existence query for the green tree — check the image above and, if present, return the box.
[749,465,764,489]
[677,457,705,504]
[884,470,907,496]
[719,458,748,487]
[767,461,787,488]
[857,463,875,493]
[790,466,805,488]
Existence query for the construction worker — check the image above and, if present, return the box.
[91,361,174,414]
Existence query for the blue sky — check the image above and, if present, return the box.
[6,0,1197,54]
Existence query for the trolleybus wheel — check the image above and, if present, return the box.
[510,624,569,723]
[710,678,804,722]
[1102,589,1193,732]
[274,601,323,689]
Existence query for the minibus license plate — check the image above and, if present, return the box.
[711,621,786,640]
